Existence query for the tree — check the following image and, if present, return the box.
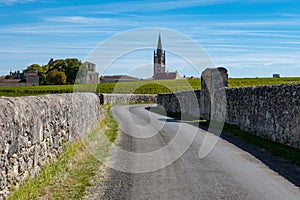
[5,74,12,79]
[65,58,84,84]
[47,59,68,72]
[46,69,66,85]
[25,64,41,71]
[47,58,85,84]
[24,58,88,85]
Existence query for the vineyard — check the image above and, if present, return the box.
[1,77,300,97]
[228,77,300,88]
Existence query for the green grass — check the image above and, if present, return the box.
[228,77,300,88]
[0,79,199,96]
[1,77,300,97]
[220,123,300,167]
[0,84,92,97]
[198,120,300,167]
[96,79,200,94]
[8,105,118,200]
[101,104,118,142]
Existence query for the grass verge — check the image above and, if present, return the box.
[8,105,118,200]
[211,122,300,167]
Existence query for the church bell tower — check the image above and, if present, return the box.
[153,34,166,77]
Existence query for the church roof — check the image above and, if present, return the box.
[83,61,96,65]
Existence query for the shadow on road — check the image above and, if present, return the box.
[146,105,300,188]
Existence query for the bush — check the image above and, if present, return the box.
[46,69,67,85]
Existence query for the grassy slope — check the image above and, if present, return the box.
[2,77,300,97]
[9,105,117,200]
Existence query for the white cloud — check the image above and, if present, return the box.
[218,20,300,27]
[0,19,135,35]
[72,0,288,14]
[279,41,300,45]
[27,0,299,16]
[280,13,300,17]
[204,29,300,38]
[29,0,236,14]
[214,52,300,68]
[44,16,110,24]
[1,0,300,77]
[0,0,39,6]
[107,0,226,12]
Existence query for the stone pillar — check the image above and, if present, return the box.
[200,67,228,121]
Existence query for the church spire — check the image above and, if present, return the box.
[154,33,166,76]
[157,33,162,50]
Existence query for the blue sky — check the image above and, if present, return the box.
[0,0,300,78]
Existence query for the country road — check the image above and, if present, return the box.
[87,104,300,200]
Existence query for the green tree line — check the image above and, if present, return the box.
[25,58,87,85]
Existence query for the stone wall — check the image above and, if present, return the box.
[226,84,300,149]
[157,90,201,118]
[0,83,26,87]
[99,93,157,105]
[0,93,101,199]
[157,84,300,149]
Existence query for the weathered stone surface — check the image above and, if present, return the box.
[225,84,300,149]
[201,67,228,120]
[0,93,101,199]
[157,90,201,118]
[157,84,300,149]
[99,93,157,105]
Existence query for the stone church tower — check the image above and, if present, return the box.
[153,34,166,76]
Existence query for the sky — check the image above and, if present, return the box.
[0,0,300,78]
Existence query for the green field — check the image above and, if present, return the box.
[228,77,300,88]
[1,77,300,97]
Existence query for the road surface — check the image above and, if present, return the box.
[87,104,300,200]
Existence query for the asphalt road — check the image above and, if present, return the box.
[89,104,300,200]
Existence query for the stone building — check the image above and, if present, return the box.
[11,70,24,79]
[82,61,99,84]
[0,69,39,86]
[153,71,179,80]
[153,34,179,80]
[24,69,39,86]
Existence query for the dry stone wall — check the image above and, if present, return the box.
[157,90,201,118]
[0,93,101,199]
[157,84,300,149]
[226,84,300,149]
[99,93,157,105]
